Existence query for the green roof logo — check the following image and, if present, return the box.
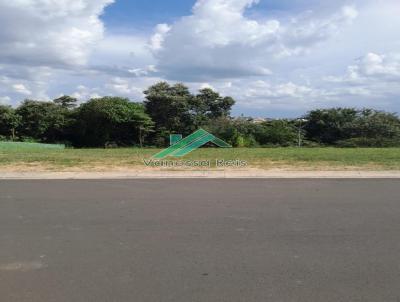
[153,129,231,159]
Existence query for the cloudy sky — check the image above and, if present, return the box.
[0,0,399,117]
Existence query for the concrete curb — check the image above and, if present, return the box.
[1,170,400,179]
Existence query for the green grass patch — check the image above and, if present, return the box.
[0,142,65,150]
[0,146,399,171]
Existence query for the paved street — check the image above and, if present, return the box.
[1,179,400,302]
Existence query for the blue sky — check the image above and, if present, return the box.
[0,0,399,117]
[101,0,351,29]
[102,0,195,29]
[101,0,341,25]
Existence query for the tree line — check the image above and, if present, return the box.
[1,82,400,148]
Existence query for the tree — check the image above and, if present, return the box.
[73,97,153,147]
[0,105,21,140]
[304,108,400,146]
[204,117,258,147]
[16,100,69,142]
[144,83,236,145]
[53,95,78,109]
[190,88,235,127]
[335,109,400,147]
[194,88,235,119]
[144,82,194,137]
[255,120,299,146]
[303,108,358,144]
[354,109,400,139]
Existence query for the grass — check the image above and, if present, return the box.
[0,141,65,150]
[1,142,400,171]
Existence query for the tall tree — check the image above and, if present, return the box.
[144,82,194,136]
[73,97,153,147]
[0,105,21,140]
[194,88,235,120]
[53,95,78,109]
[354,109,400,139]
[16,100,68,142]
[303,108,358,144]
[144,83,236,146]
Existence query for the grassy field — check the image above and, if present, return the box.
[0,141,65,150]
[1,142,400,171]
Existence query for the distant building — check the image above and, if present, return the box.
[232,117,275,124]
[252,118,268,124]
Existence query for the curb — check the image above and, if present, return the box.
[1,171,400,179]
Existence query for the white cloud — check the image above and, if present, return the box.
[341,6,359,20]
[0,0,399,117]
[106,78,143,96]
[359,53,400,78]
[208,79,323,111]
[150,0,357,81]
[0,0,114,67]
[0,96,11,104]
[88,33,156,78]
[327,52,400,83]
[104,76,165,100]
[0,0,117,103]
[12,84,32,95]
[70,85,100,100]
[199,83,215,90]
[245,81,314,99]
[324,52,400,100]
[150,24,171,51]
[0,65,52,100]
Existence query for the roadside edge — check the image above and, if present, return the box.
[1,170,400,179]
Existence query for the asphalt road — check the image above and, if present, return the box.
[1,179,400,302]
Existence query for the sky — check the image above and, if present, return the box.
[0,0,399,118]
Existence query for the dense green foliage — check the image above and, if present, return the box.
[143,82,235,145]
[16,100,71,143]
[0,105,20,140]
[1,82,400,147]
[72,97,153,147]
[303,108,400,147]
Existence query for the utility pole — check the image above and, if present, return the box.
[298,125,302,147]
[297,119,308,148]
[139,127,143,148]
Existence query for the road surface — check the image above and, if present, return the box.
[1,179,400,302]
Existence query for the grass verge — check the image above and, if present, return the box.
[1,143,400,172]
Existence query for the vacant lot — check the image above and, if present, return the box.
[1,142,400,171]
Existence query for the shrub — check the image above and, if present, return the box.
[336,137,400,148]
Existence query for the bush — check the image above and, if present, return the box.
[304,108,400,145]
[203,117,259,147]
[255,120,299,147]
[336,137,400,148]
